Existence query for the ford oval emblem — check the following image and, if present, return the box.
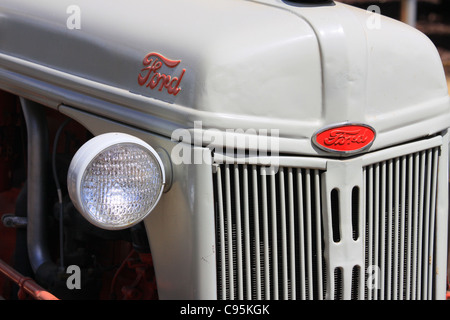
[312,123,376,154]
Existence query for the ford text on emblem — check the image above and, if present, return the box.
[138,52,186,96]
[312,123,376,154]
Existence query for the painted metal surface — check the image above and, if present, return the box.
[0,0,448,156]
[312,123,376,154]
[0,259,59,300]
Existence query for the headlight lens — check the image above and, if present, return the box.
[68,133,165,230]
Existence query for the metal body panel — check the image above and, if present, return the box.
[0,0,448,156]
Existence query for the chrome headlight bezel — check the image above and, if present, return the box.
[67,132,166,230]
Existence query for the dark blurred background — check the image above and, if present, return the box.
[340,0,450,87]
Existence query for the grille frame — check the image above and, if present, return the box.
[212,134,449,300]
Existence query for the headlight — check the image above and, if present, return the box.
[67,132,166,230]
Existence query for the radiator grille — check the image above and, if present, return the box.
[213,146,441,300]
[213,164,326,300]
[364,147,440,300]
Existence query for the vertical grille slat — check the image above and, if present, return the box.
[380,161,387,299]
[214,143,441,300]
[297,169,307,300]
[225,164,235,299]
[260,166,270,298]
[251,166,262,299]
[406,154,413,300]
[364,165,373,300]
[427,148,439,299]
[242,165,251,299]
[412,152,420,299]
[399,155,406,300]
[287,168,296,300]
[214,165,226,300]
[234,165,243,299]
[278,168,288,300]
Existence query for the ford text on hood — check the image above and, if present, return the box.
[0,0,448,300]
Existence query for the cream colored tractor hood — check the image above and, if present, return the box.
[0,0,448,156]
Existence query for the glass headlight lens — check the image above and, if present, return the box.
[68,133,165,230]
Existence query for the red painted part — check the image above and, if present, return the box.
[0,259,59,300]
[447,278,450,300]
[313,124,376,153]
[138,52,185,96]
[107,249,158,300]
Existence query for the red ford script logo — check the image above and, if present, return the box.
[313,123,376,154]
[138,52,185,96]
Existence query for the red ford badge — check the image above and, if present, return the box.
[312,123,376,154]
